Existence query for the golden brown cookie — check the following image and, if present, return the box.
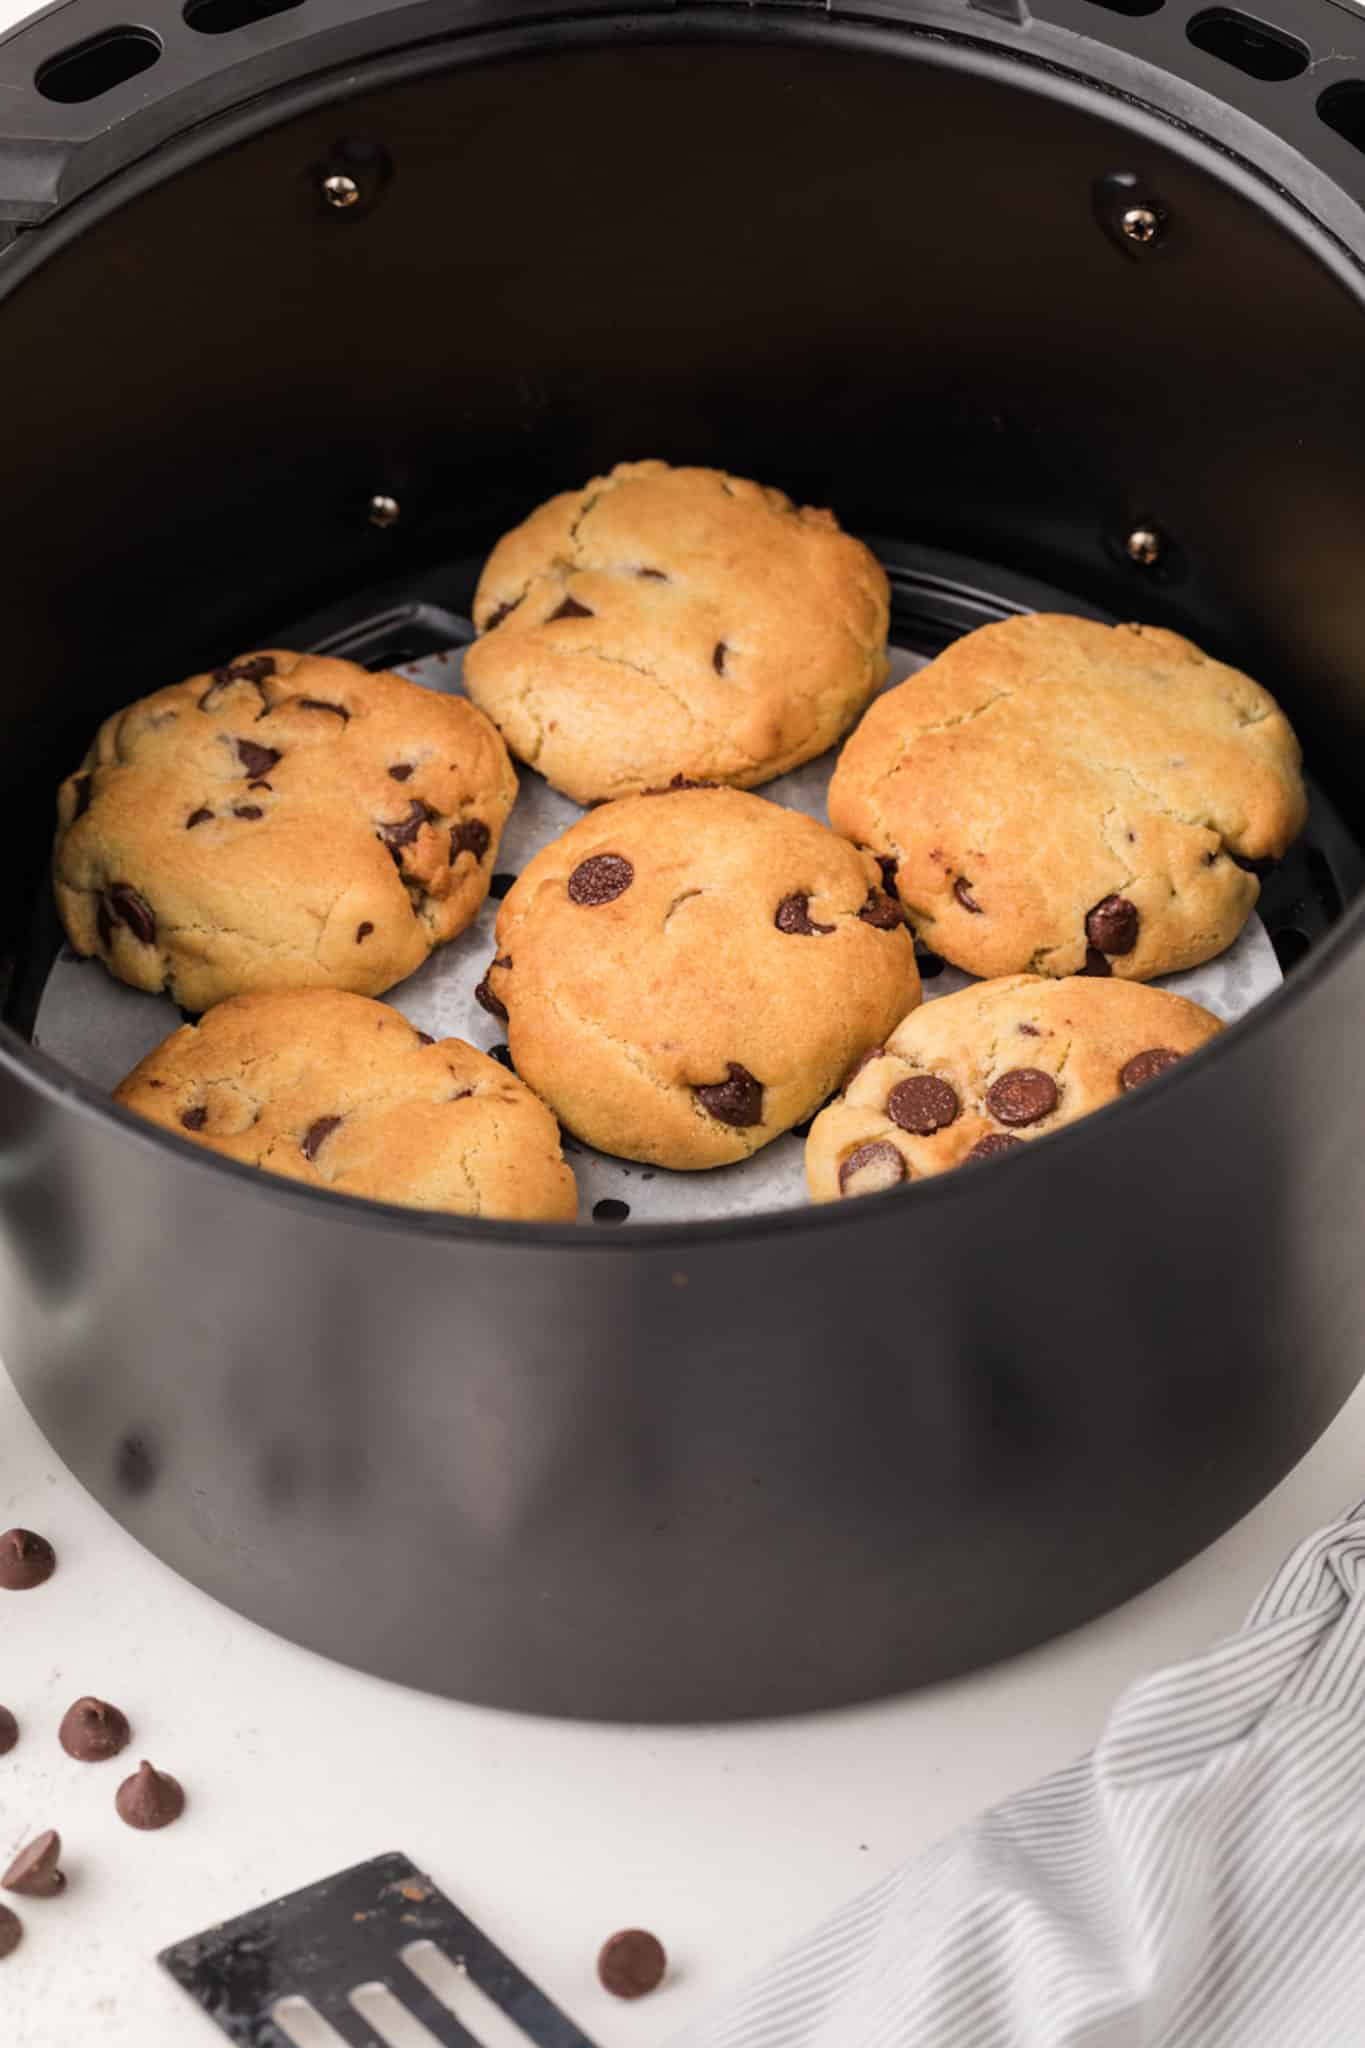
[828,614,1307,981]
[54,651,517,1012]
[805,974,1222,1201]
[114,990,576,1220]
[463,459,890,804]
[481,785,920,1169]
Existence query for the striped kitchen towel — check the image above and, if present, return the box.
[679,1498,1365,2048]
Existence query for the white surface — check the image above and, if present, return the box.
[4,1360,1365,2048]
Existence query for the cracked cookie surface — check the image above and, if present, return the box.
[114,990,577,1219]
[463,459,890,804]
[54,651,517,1011]
[482,785,920,1169]
[828,614,1307,981]
[806,973,1222,1201]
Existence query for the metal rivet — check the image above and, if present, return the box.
[368,494,401,529]
[1126,526,1164,567]
[323,173,361,210]
[1121,204,1160,246]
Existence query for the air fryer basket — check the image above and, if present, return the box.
[0,0,1364,1719]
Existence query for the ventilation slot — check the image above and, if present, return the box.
[185,0,305,32]
[36,25,161,102]
[1319,80,1365,152]
[1187,9,1309,80]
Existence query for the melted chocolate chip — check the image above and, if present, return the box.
[638,566,669,580]
[967,1133,1024,1162]
[859,889,902,930]
[2,1831,63,1899]
[1085,894,1139,956]
[0,1530,54,1592]
[713,642,729,674]
[106,884,156,946]
[0,1906,21,1960]
[180,1106,207,1132]
[484,596,522,630]
[450,819,490,863]
[986,1068,1058,1127]
[233,805,264,821]
[887,1074,959,1137]
[73,774,94,819]
[598,1929,667,2000]
[115,1761,184,1831]
[300,1116,343,1162]
[490,871,516,899]
[549,595,593,621]
[475,962,509,1020]
[298,697,349,719]
[235,739,280,780]
[876,854,899,894]
[356,921,374,942]
[838,1140,908,1197]
[490,1044,514,1070]
[0,1709,15,1757]
[1078,947,1112,978]
[775,892,834,936]
[954,878,982,914]
[568,853,634,906]
[593,1199,631,1225]
[59,1697,129,1761]
[185,807,213,829]
[694,1062,763,1128]
[378,799,436,849]
[388,763,413,782]
[1120,1046,1183,1091]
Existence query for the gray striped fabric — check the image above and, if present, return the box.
[678,1499,1365,2048]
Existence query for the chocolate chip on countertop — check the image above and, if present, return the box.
[549,595,593,621]
[1120,1046,1183,1091]
[0,1708,16,1757]
[838,1140,908,1197]
[2,1831,64,1899]
[954,878,982,914]
[106,884,156,946]
[0,1905,21,1960]
[887,1074,959,1137]
[0,1530,55,1592]
[1085,894,1139,956]
[235,739,280,781]
[59,1697,129,1762]
[775,892,833,936]
[300,1116,343,1162]
[694,1062,763,1128]
[966,1133,1024,1162]
[598,1928,667,2000]
[858,889,902,930]
[450,819,490,863]
[985,1068,1059,1127]
[568,854,633,906]
[115,1761,184,1832]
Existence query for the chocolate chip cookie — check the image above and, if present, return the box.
[463,460,890,804]
[55,651,517,1012]
[805,973,1222,1201]
[828,614,1307,981]
[114,991,577,1220]
[481,785,920,1169]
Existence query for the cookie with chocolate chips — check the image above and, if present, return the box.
[54,651,517,1011]
[828,613,1307,982]
[114,990,577,1220]
[463,459,890,804]
[482,785,919,1169]
[805,973,1222,1201]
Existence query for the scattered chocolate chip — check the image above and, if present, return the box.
[713,642,729,674]
[694,1062,763,1128]
[0,1905,21,1960]
[1085,894,1139,956]
[549,595,593,621]
[300,1116,343,1162]
[483,596,522,630]
[59,1697,129,1761]
[887,1074,959,1137]
[106,884,156,946]
[378,799,436,849]
[915,946,945,980]
[1078,947,1112,977]
[475,964,509,1021]
[593,1199,631,1225]
[775,892,834,936]
[954,878,982,914]
[1119,1046,1183,1091]
[490,871,516,899]
[416,1032,434,1048]
[0,1708,15,1757]
[490,1044,515,1070]
[180,1106,207,1132]
[356,921,374,942]
[0,1530,55,1592]
[388,763,414,782]
[986,1068,1059,1127]
[838,1140,908,1197]
[966,1133,1024,1162]
[298,698,349,719]
[235,739,280,780]
[73,774,94,819]
[638,567,669,580]
[568,854,634,906]
[859,889,902,930]
[232,805,264,821]
[598,1929,667,2000]
[115,1760,184,1832]
[450,819,490,863]
[2,1831,64,1898]
[185,807,213,830]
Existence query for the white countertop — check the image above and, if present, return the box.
[4,1360,1364,2048]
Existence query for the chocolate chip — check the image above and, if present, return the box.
[713,642,729,674]
[300,1116,343,1162]
[228,655,275,683]
[0,1709,15,1757]
[185,807,213,829]
[1085,894,1139,956]
[235,739,280,780]
[0,1530,55,1592]
[593,1199,630,1225]
[1120,1046,1183,1091]
[549,595,593,620]
[986,1068,1058,1127]
[887,1074,959,1137]
[598,1929,667,2000]
[484,596,522,630]
[915,945,945,980]
[233,805,264,820]
[967,1133,1024,1162]
[2,1831,64,1899]
[73,773,94,819]
[356,921,374,942]
[838,1140,908,1197]
[1078,947,1112,977]
[694,1062,763,1128]
[490,871,516,899]
[59,1697,129,1761]
[378,799,436,849]
[107,884,156,946]
[298,697,349,719]
[416,1032,434,1048]
[490,1043,514,1070]
[115,1760,184,1831]
[388,763,414,782]
[775,892,834,936]
[638,566,669,580]
[0,1906,21,1960]
[568,853,633,906]
[180,1106,207,1132]
[1019,1022,1041,1036]
[859,889,902,930]
[450,818,490,863]
[954,878,982,914]
[475,962,509,1020]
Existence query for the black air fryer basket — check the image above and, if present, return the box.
[1,0,1363,1720]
